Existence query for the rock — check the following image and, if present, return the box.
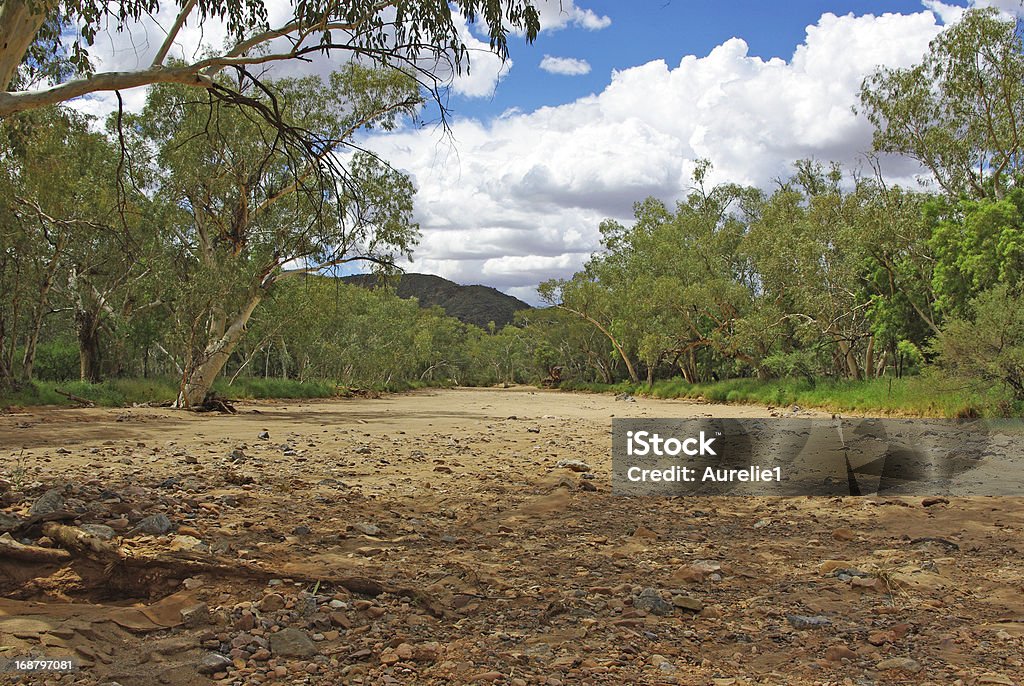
[922,497,949,507]
[875,657,922,673]
[631,526,658,539]
[251,648,271,661]
[379,648,400,665]
[30,488,65,515]
[258,431,270,440]
[0,512,22,533]
[634,588,673,616]
[180,603,210,627]
[291,525,311,536]
[787,615,831,629]
[132,513,173,536]
[395,643,415,660]
[79,524,116,540]
[169,535,203,551]
[198,653,233,675]
[268,628,316,658]
[352,522,381,536]
[831,528,856,541]
[671,595,704,612]
[851,576,884,592]
[826,645,857,662]
[527,426,541,433]
[258,594,286,612]
[229,449,246,462]
[555,459,591,472]
[868,630,896,646]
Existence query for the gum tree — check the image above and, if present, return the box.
[0,0,541,118]
[134,66,420,407]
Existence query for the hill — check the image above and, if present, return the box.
[342,273,531,328]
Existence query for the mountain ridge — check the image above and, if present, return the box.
[341,272,531,328]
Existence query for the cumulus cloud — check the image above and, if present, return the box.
[539,55,592,75]
[369,10,949,303]
[518,1,612,32]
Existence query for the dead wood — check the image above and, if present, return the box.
[0,533,72,563]
[54,388,95,406]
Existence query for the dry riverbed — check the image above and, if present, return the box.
[1,387,1022,685]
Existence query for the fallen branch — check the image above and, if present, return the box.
[54,388,95,407]
[0,533,72,563]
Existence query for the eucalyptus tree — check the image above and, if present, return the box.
[859,8,1024,199]
[0,0,541,118]
[133,65,420,406]
[0,106,143,386]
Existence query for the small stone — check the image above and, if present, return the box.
[169,535,203,551]
[251,648,271,661]
[379,648,399,665]
[922,496,949,507]
[868,630,896,646]
[30,488,65,516]
[79,524,116,540]
[395,643,415,660]
[352,522,380,536]
[671,595,703,612]
[875,657,922,673]
[291,525,311,536]
[198,653,233,675]
[831,528,856,541]
[235,612,255,631]
[634,588,673,616]
[180,603,210,627]
[132,513,173,536]
[555,459,591,472]
[826,645,857,662]
[527,426,541,433]
[257,594,285,612]
[268,628,316,658]
[258,431,270,440]
[787,614,831,629]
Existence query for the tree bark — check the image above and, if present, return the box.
[176,292,263,408]
[0,0,54,91]
[864,335,875,380]
[76,308,102,383]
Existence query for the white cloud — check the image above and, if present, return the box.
[370,10,947,303]
[539,55,592,76]
[531,1,612,32]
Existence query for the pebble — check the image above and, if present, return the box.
[671,594,704,612]
[268,627,316,658]
[555,459,591,472]
[787,614,831,629]
[875,657,922,673]
[132,513,173,535]
[197,652,233,675]
[257,594,285,612]
[30,488,65,515]
[79,524,116,540]
[634,588,674,616]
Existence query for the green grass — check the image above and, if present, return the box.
[561,375,1014,418]
[0,376,339,408]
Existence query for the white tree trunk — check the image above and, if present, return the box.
[175,292,262,408]
[0,0,54,90]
